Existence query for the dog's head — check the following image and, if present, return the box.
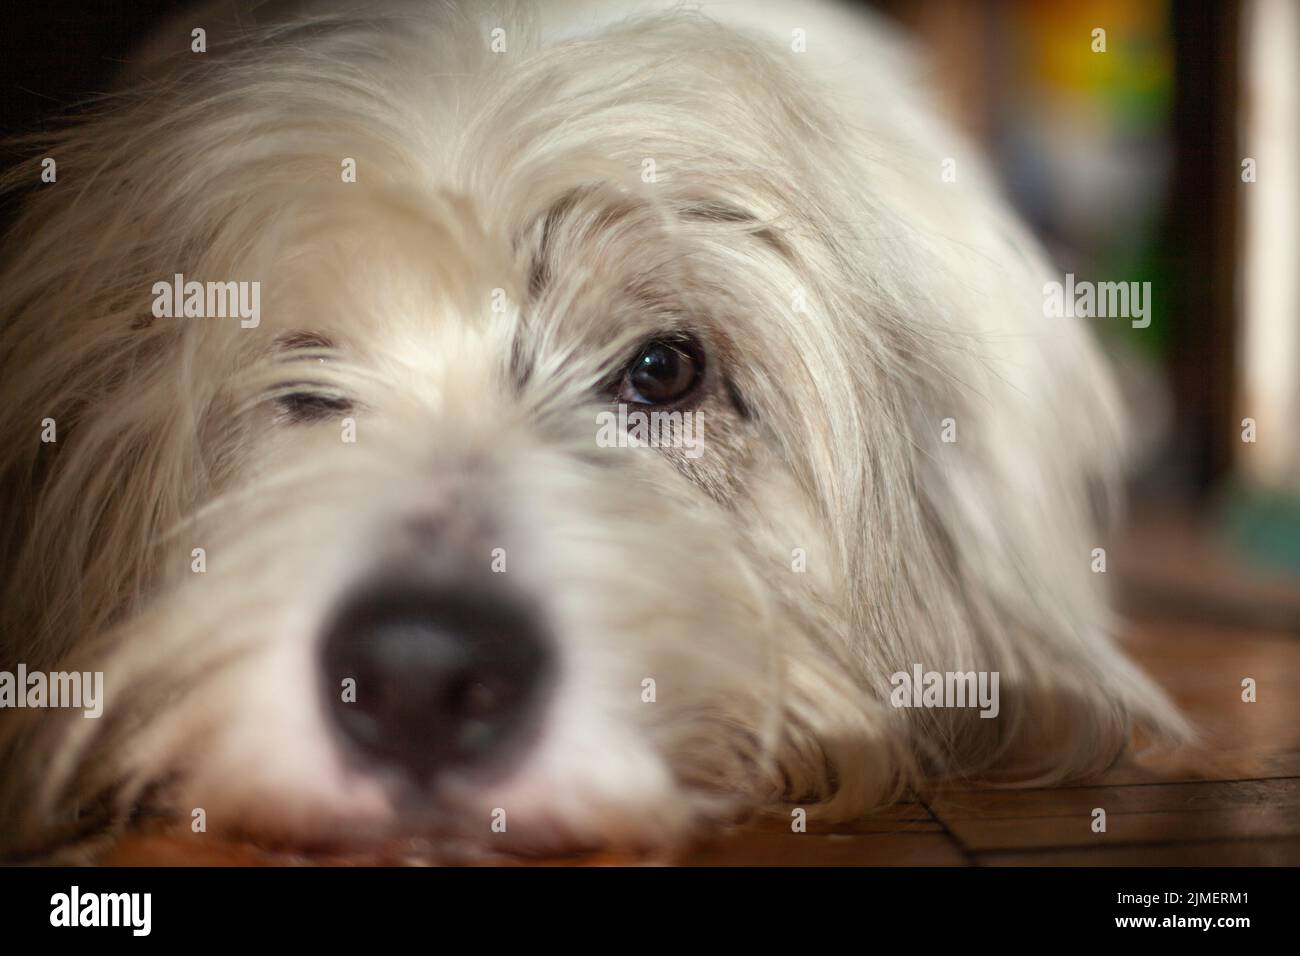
[0,4,1183,859]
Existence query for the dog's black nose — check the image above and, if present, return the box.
[319,583,551,783]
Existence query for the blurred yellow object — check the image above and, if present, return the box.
[1013,0,1172,123]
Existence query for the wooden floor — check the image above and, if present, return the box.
[97,511,1300,866]
[682,612,1300,866]
[678,511,1300,866]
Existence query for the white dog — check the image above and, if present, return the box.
[0,0,1185,860]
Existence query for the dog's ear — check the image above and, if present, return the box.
[704,86,1190,783]
[886,211,1191,780]
[0,125,205,665]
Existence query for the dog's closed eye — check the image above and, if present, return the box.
[275,389,353,423]
[271,332,353,423]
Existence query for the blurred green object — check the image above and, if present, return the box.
[1096,239,1174,359]
[1219,484,1300,576]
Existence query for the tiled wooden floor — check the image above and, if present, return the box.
[685,506,1300,867]
[681,509,1300,867]
[679,612,1300,867]
[95,513,1300,866]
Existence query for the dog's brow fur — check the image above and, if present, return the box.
[526,189,583,300]
[678,198,792,260]
[275,331,336,352]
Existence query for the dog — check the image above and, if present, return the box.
[0,0,1187,861]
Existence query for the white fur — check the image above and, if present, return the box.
[0,0,1186,859]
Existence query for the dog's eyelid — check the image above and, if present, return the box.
[271,385,353,424]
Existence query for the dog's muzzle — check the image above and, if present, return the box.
[319,579,552,785]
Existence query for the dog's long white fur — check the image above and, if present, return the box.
[0,0,1187,857]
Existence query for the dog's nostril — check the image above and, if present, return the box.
[319,583,551,783]
[401,513,447,542]
[454,678,506,720]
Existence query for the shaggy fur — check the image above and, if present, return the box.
[0,0,1186,859]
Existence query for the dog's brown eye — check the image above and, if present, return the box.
[618,339,703,405]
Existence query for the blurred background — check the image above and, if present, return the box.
[3,0,1298,629]
[870,0,1300,633]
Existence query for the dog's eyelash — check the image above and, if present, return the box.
[272,386,353,424]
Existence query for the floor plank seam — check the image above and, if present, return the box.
[972,833,1300,856]
[939,774,1300,794]
[917,795,977,866]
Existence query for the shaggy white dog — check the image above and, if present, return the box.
[0,0,1185,859]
